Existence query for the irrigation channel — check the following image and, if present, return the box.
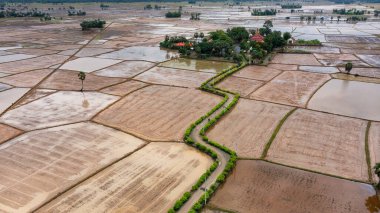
[176,62,246,212]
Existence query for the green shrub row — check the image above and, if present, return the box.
[168,62,246,213]
[189,63,246,212]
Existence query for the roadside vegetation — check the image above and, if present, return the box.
[165,11,181,18]
[160,21,290,64]
[292,39,321,46]
[333,8,365,15]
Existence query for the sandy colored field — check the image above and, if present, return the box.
[337,67,380,78]
[216,76,263,97]
[14,89,56,108]
[267,63,298,71]
[93,61,156,78]
[100,80,148,96]
[369,122,380,182]
[250,71,330,107]
[0,122,145,212]
[0,123,22,144]
[74,48,116,57]
[39,70,125,91]
[209,160,377,213]
[271,54,321,66]
[0,69,52,87]
[94,85,221,141]
[1,91,118,130]
[267,109,368,181]
[207,99,293,158]
[0,88,30,114]
[0,55,69,74]
[313,53,358,60]
[134,66,214,88]
[233,65,282,81]
[37,143,212,213]
[60,57,122,73]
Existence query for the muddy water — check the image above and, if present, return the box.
[308,79,380,121]
[98,46,180,62]
[160,58,234,73]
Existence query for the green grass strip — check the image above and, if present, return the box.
[261,108,297,159]
[365,121,373,183]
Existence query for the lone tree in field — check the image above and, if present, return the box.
[345,62,353,74]
[78,71,86,91]
[374,163,380,189]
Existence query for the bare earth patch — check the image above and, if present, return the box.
[36,143,212,213]
[39,70,125,91]
[0,69,53,87]
[93,61,156,78]
[100,80,148,96]
[134,66,214,88]
[267,63,298,70]
[207,99,293,158]
[94,85,221,141]
[0,122,145,212]
[271,54,321,66]
[60,57,122,73]
[0,55,69,74]
[233,65,282,81]
[0,123,22,144]
[0,91,118,130]
[209,160,377,213]
[250,71,330,107]
[368,122,380,182]
[216,76,264,97]
[267,109,368,181]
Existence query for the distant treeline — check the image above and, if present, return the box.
[3,0,380,3]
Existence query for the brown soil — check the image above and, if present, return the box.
[36,143,212,213]
[209,160,378,213]
[0,123,22,144]
[0,69,53,87]
[267,109,368,181]
[216,76,264,97]
[233,65,282,81]
[271,54,321,66]
[250,71,331,107]
[100,80,148,96]
[39,70,125,91]
[94,85,221,141]
[207,99,293,158]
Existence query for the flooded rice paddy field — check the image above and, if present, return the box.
[0,2,380,212]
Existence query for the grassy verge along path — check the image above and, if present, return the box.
[168,63,246,213]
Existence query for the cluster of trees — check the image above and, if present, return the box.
[281,4,302,9]
[160,21,291,64]
[333,8,365,15]
[0,9,50,19]
[144,4,163,10]
[165,11,181,18]
[251,9,276,16]
[190,12,200,20]
[68,10,86,16]
[80,19,105,30]
[347,15,367,22]
[100,3,109,10]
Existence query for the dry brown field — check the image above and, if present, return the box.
[266,109,368,181]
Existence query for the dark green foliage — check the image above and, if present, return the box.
[190,12,200,20]
[346,16,367,22]
[283,32,291,41]
[144,4,152,10]
[68,10,86,16]
[294,39,321,46]
[281,3,302,9]
[345,62,353,73]
[165,11,181,18]
[80,19,105,30]
[333,8,365,15]
[263,31,285,52]
[0,9,50,18]
[251,9,276,16]
[227,27,249,43]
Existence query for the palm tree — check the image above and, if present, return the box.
[78,71,86,91]
[200,32,204,39]
[194,32,199,39]
[345,62,353,74]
